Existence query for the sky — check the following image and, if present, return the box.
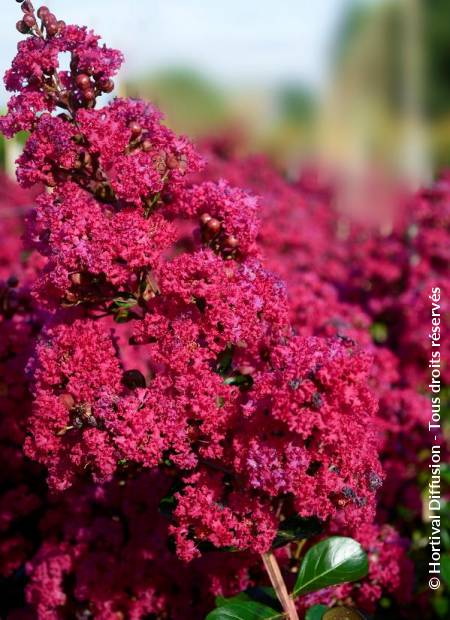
[0,0,378,104]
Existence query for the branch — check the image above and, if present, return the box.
[261,552,299,620]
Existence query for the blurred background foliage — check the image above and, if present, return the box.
[119,0,450,184]
[1,0,449,183]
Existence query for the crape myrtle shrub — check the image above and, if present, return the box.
[0,2,447,619]
[0,2,389,619]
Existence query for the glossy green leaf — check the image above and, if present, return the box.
[293,536,368,596]
[216,588,278,610]
[215,593,251,607]
[305,605,328,620]
[206,600,282,619]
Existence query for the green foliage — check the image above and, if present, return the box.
[206,537,369,619]
[370,322,388,344]
[441,553,450,588]
[305,605,328,620]
[206,600,281,619]
[278,86,316,125]
[126,68,228,137]
[293,537,368,596]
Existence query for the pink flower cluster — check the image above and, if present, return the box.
[196,139,450,615]
[2,0,380,581]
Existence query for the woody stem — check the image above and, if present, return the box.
[261,552,299,620]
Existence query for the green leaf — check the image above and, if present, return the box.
[224,374,254,388]
[305,605,328,620]
[293,536,368,596]
[114,308,135,323]
[441,553,450,588]
[216,588,278,611]
[158,479,184,517]
[113,296,137,308]
[215,346,234,375]
[433,595,449,617]
[441,464,450,485]
[215,593,252,606]
[272,514,322,548]
[245,587,278,609]
[370,322,388,343]
[206,601,281,619]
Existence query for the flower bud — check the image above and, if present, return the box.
[98,77,114,93]
[16,20,29,34]
[37,5,49,18]
[128,121,142,138]
[224,235,239,249]
[22,13,36,28]
[46,22,58,36]
[43,12,56,25]
[21,1,34,13]
[166,154,179,170]
[83,88,96,102]
[206,218,221,234]
[75,74,91,90]
[200,213,211,225]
